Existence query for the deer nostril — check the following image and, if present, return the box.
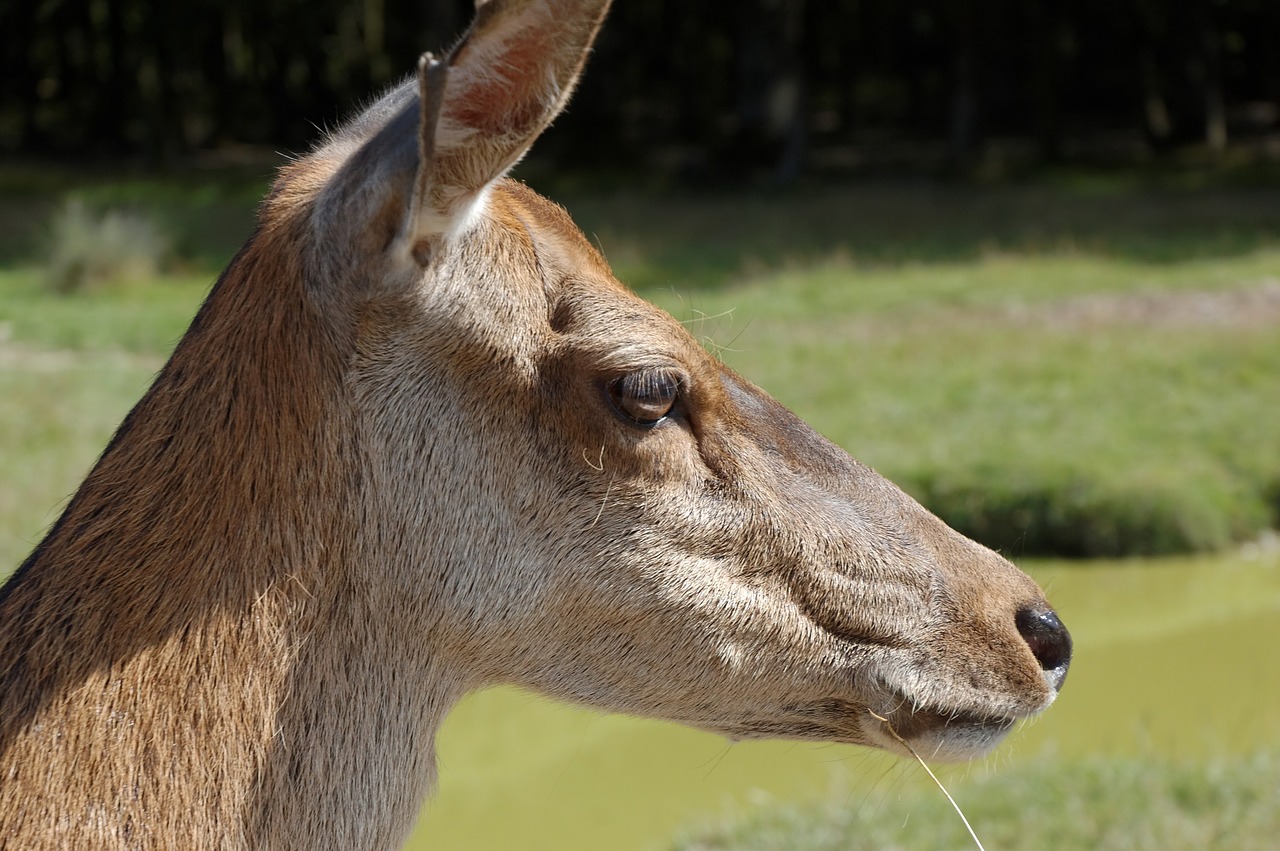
[1015,605,1072,687]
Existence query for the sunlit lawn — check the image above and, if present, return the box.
[2,172,1279,848]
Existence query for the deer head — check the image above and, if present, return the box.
[309,0,1069,756]
[0,0,1069,847]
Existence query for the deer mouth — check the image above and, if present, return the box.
[742,696,1021,762]
[864,702,1021,762]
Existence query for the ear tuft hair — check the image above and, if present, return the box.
[307,0,612,290]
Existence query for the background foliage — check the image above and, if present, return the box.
[4,0,1278,177]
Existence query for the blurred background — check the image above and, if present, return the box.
[1,1,1278,849]
[4,0,1280,177]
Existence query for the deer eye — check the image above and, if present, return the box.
[606,370,682,426]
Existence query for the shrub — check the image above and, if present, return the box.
[902,462,1274,558]
[43,199,170,293]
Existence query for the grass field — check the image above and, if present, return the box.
[672,749,1280,851]
[2,168,1278,847]
[565,180,1280,556]
[5,170,1276,560]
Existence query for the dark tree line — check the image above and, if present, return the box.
[3,0,1277,177]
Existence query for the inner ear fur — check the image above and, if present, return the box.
[310,0,612,283]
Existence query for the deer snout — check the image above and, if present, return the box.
[1014,604,1072,692]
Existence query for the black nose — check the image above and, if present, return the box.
[1015,605,1072,690]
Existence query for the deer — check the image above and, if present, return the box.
[0,1,1072,848]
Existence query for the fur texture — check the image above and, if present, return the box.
[0,1,1069,848]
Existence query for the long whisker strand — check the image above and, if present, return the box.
[868,709,988,851]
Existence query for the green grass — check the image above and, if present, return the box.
[2,170,1279,849]
[1,173,1278,570]
[0,355,164,568]
[670,750,1280,851]
[0,267,208,568]
[647,252,1280,556]
[561,180,1280,555]
[0,267,207,352]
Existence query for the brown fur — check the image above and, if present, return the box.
[0,2,1070,848]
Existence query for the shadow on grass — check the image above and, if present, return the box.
[558,181,1280,293]
[3,161,1280,289]
[0,162,274,270]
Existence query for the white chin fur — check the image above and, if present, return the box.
[904,720,1016,763]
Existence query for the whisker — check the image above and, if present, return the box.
[589,477,613,530]
[868,709,987,851]
[582,445,605,471]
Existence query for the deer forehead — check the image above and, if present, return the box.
[371,180,710,377]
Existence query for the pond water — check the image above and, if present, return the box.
[409,550,1280,850]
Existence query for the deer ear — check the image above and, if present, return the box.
[312,0,610,280]
[398,0,612,259]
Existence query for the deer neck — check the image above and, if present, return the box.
[0,232,463,849]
